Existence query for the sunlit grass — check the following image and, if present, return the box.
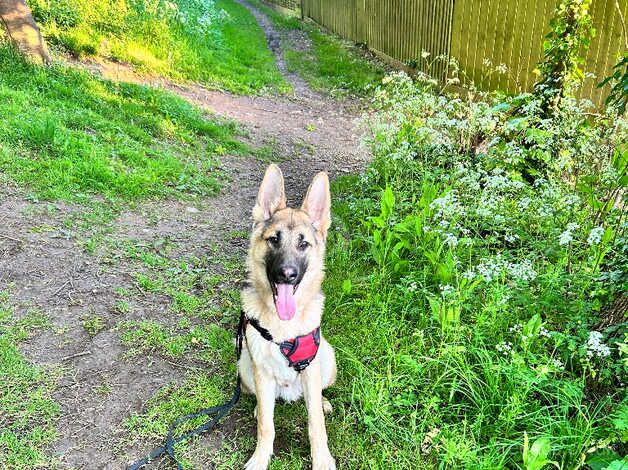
[30,0,289,94]
[0,44,245,201]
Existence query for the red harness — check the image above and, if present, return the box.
[241,311,321,372]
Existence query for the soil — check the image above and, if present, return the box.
[0,2,369,469]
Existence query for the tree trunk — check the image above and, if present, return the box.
[0,0,51,64]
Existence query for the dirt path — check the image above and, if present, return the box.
[0,2,368,469]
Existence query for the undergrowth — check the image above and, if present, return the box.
[320,73,627,468]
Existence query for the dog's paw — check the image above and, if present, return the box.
[312,449,336,470]
[322,397,333,414]
[244,450,271,470]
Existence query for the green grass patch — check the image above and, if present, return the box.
[0,296,59,469]
[119,320,232,364]
[28,0,289,94]
[0,44,245,202]
[247,0,384,97]
[124,372,235,468]
[285,28,384,97]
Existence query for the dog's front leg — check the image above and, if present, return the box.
[301,361,336,470]
[245,364,276,470]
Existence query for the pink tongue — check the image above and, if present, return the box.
[275,284,296,321]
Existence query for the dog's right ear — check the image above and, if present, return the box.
[253,164,287,222]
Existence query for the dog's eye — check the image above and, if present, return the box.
[266,235,280,246]
[298,240,310,251]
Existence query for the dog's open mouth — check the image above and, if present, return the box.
[271,283,298,321]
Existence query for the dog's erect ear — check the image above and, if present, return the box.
[253,164,287,222]
[302,171,331,236]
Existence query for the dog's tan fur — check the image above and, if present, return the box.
[239,165,337,470]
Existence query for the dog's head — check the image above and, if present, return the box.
[248,164,331,321]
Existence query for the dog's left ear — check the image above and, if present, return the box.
[302,171,331,236]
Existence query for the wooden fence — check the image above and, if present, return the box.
[273,0,628,106]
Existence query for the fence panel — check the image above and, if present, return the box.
[580,0,628,105]
[450,0,556,93]
[274,0,628,106]
[303,0,358,42]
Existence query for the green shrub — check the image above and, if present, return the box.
[323,72,627,468]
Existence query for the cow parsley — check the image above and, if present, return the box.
[586,331,611,358]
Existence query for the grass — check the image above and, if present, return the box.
[29,0,290,94]
[247,0,385,97]
[0,296,59,470]
[0,44,244,202]
[284,28,385,97]
[3,1,625,469]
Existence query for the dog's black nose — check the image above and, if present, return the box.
[277,265,298,284]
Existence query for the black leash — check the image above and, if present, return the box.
[126,313,246,470]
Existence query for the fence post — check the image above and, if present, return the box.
[300,0,305,20]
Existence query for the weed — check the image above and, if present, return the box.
[112,300,132,315]
[82,313,105,336]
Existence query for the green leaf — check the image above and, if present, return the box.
[380,186,395,220]
[607,459,628,470]
[586,448,622,470]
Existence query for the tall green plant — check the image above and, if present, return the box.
[534,0,595,114]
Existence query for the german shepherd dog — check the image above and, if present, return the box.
[239,164,337,470]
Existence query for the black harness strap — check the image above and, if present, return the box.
[245,316,274,342]
[126,313,246,470]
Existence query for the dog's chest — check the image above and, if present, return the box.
[268,345,300,386]
[246,331,299,387]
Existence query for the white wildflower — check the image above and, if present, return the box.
[439,284,455,297]
[496,341,513,355]
[443,233,458,247]
[476,258,502,283]
[495,63,508,74]
[505,259,537,282]
[563,194,580,209]
[586,331,611,358]
[518,197,532,210]
[587,227,604,246]
[559,223,579,246]
[462,269,476,280]
[421,51,431,59]
[509,323,523,333]
[551,358,564,369]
